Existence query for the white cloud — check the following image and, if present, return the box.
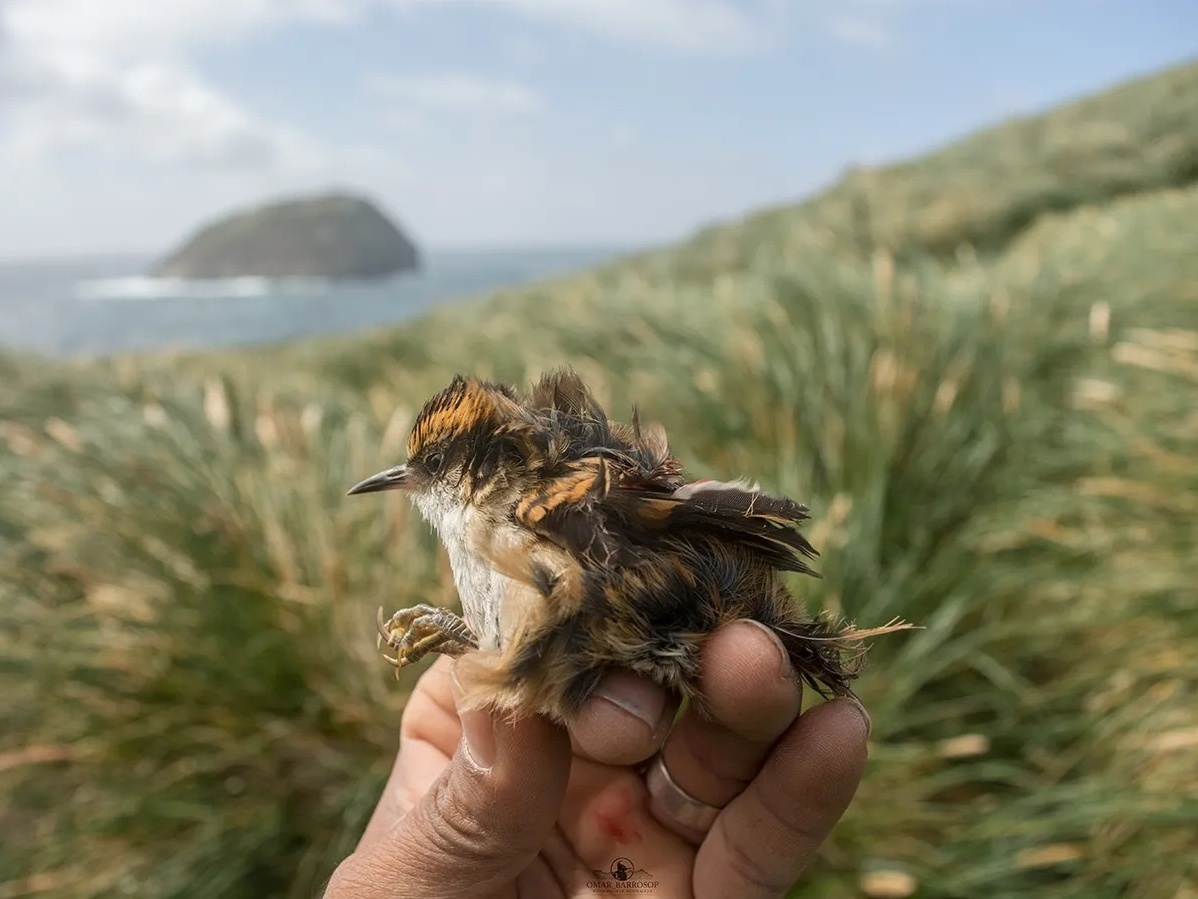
[0,0,336,170]
[816,0,978,50]
[473,0,765,54]
[825,14,893,48]
[368,73,542,116]
[0,0,765,174]
[1,0,356,60]
[2,51,320,170]
[2,0,771,59]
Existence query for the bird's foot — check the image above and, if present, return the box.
[375,605,478,674]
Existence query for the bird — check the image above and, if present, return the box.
[347,368,908,723]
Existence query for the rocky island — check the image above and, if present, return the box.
[152,193,420,280]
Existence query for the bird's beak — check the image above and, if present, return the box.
[346,465,412,496]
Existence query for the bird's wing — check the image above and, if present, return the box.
[513,459,818,576]
[512,455,634,565]
[515,370,816,574]
[648,478,819,575]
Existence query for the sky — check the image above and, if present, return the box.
[0,0,1194,259]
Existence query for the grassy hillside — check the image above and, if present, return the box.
[2,60,1197,899]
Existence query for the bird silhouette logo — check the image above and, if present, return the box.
[591,856,652,882]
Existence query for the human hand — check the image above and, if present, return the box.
[324,619,870,898]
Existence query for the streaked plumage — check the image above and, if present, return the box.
[348,368,906,723]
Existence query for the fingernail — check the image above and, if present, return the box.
[459,708,497,770]
[593,670,667,734]
[452,668,497,770]
[845,694,872,739]
[741,619,792,679]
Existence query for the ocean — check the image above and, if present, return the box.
[0,247,625,358]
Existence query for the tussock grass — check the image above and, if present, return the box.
[2,61,1197,898]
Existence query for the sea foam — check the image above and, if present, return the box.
[74,275,330,301]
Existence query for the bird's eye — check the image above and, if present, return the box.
[425,451,445,474]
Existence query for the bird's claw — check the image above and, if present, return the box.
[375,605,478,675]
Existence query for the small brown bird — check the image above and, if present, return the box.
[348,369,905,722]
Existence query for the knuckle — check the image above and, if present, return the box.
[714,817,795,895]
[678,724,759,785]
[757,780,827,850]
[420,774,495,862]
[322,855,396,899]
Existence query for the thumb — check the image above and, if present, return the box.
[329,695,572,898]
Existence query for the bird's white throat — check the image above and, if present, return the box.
[413,491,510,650]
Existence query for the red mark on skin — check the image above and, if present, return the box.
[592,786,642,846]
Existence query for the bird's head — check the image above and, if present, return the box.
[346,375,527,531]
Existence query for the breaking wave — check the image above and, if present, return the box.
[74,275,331,301]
